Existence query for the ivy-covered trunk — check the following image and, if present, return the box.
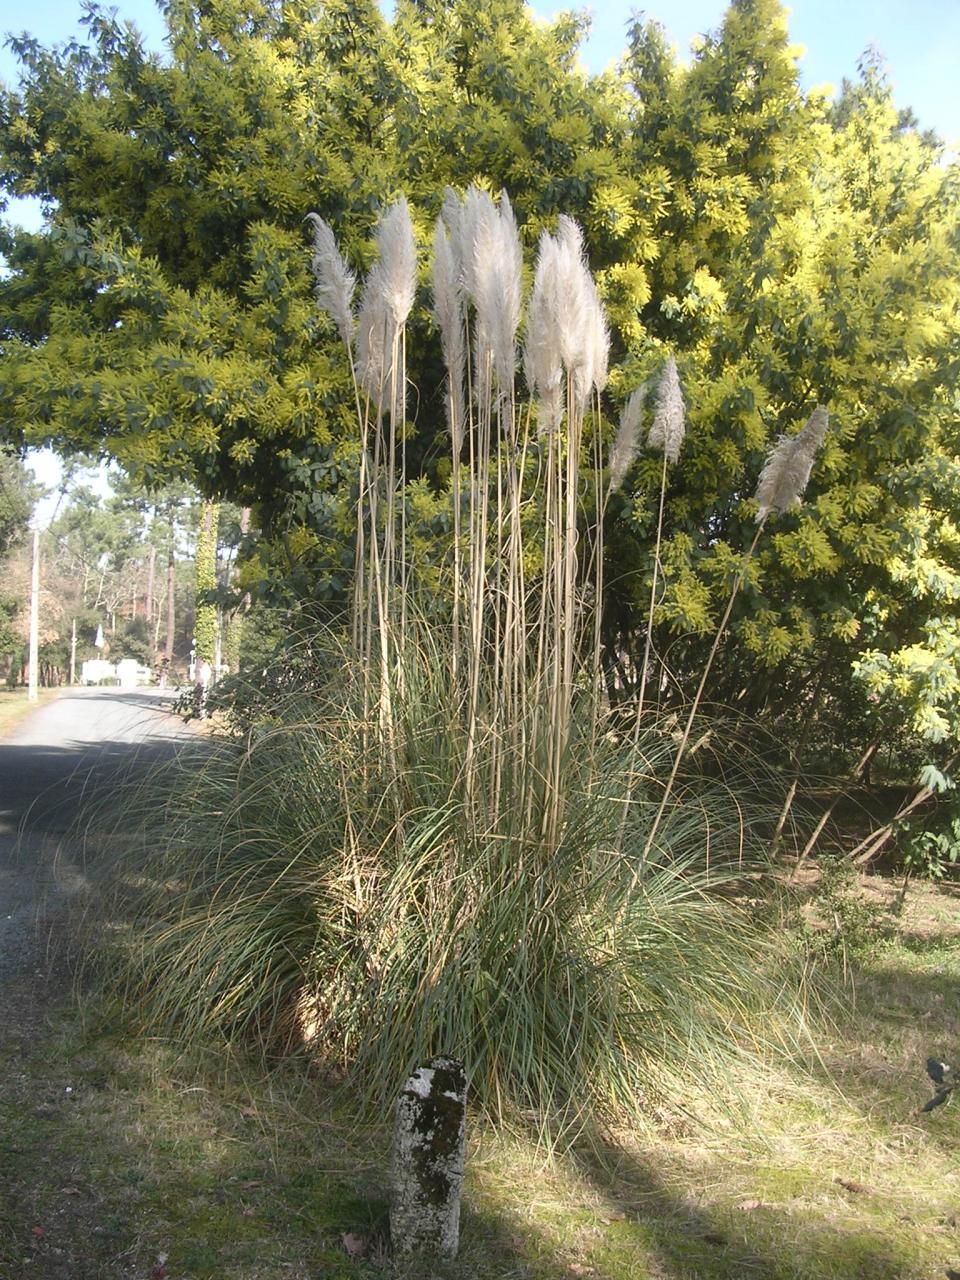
[194,501,220,668]
[222,507,250,676]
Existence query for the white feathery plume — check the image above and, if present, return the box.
[441,186,464,245]
[471,190,522,394]
[554,215,590,379]
[524,216,609,428]
[591,288,610,394]
[440,187,466,291]
[647,354,685,464]
[431,215,466,449]
[607,384,646,494]
[355,261,393,407]
[461,186,498,304]
[375,196,417,327]
[577,273,610,407]
[524,229,565,434]
[305,211,356,349]
[490,190,523,391]
[549,215,609,409]
[754,404,829,522]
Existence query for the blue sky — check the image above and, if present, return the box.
[573,1,960,143]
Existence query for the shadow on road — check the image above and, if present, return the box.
[0,724,202,845]
[67,689,186,713]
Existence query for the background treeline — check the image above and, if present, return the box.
[1,0,959,814]
[0,462,258,685]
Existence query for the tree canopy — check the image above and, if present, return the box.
[2,0,959,765]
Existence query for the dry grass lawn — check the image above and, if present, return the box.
[1,870,959,1279]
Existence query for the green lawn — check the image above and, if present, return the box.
[2,874,959,1279]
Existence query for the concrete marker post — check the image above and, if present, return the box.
[390,1054,467,1259]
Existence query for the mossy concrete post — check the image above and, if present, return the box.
[390,1055,466,1259]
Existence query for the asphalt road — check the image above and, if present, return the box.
[0,687,194,842]
[0,687,197,991]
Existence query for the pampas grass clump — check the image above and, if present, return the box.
[95,189,826,1129]
[101,633,799,1125]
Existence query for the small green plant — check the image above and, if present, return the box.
[905,815,960,881]
[800,857,889,966]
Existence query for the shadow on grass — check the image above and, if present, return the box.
[1,989,619,1280]
[2,952,949,1280]
[563,1131,923,1280]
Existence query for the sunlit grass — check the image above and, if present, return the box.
[0,686,60,738]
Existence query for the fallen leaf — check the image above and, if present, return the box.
[240,1106,259,1119]
[569,1267,595,1277]
[735,1199,764,1212]
[241,1208,255,1218]
[240,1179,263,1189]
[60,1187,81,1197]
[833,1177,874,1195]
[341,1232,367,1257]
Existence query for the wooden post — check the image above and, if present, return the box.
[390,1055,466,1259]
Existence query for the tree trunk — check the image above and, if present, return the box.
[194,501,220,667]
[193,500,220,716]
[792,736,881,874]
[145,544,156,639]
[849,748,960,865]
[164,546,175,667]
[223,507,251,675]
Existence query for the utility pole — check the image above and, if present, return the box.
[28,527,39,701]
[70,617,77,686]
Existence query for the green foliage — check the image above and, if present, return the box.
[115,616,151,663]
[0,594,22,675]
[799,857,890,965]
[1,0,958,769]
[856,619,960,746]
[902,809,960,883]
[0,448,33,559]
[202,616,338,730]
